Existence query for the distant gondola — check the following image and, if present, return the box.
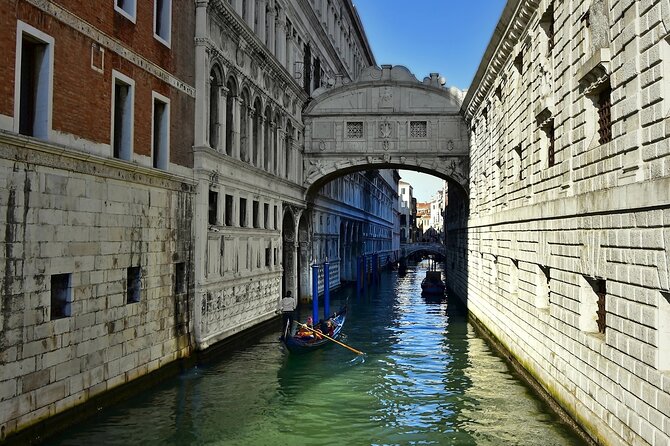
[421,270,445,295]
[282,307,347,354]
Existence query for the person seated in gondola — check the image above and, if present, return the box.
[296,316,316,339]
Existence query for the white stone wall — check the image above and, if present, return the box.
[0,135,194,437]
[455,1,670,445]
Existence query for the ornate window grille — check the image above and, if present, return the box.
[410,121,427,138]
[346,122,363,139]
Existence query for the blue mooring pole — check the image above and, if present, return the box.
[324,261,330,319]
[311,263,319,324]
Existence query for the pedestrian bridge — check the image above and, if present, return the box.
[400,242,446,260]
[302,65,470,198]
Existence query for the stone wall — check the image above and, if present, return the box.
[454,0,670,445]
[0,135,195,439]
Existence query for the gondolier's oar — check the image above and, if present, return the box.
[296,322,364,355]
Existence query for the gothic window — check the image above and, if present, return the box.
[264,106,272,170]
[285,122,293,178]
[346,122,363,139]
[410,121,427,138]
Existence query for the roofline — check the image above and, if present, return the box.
[346,1,376,66]
[461,0,539,122]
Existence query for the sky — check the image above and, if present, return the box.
[352,0,507,201]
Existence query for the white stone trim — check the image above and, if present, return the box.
[0,114,13,132]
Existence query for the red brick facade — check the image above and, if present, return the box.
[0,0,194,167]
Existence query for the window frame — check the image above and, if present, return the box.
[115,0,137,23]
[14,21,54,140]
[111,70,135,161]
[151,91,170,170]
[153,0,172,47]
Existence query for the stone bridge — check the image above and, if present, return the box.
[400,242,446,260]
[302,65,470,197]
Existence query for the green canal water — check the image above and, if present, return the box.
[48,261,586,445]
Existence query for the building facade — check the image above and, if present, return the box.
[450,1,670,445]
[398,179,416,243]
[0,0,399,440]
[0,0,196,438]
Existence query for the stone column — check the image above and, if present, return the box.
[258,115,266,168]
[276,10,286,67]
[233,0,243,17]
[267,8,276,56]
[277,127,285,177]
[194,1,209,148]
[248,107,255,164]
[232,96,242,159]
[246,0,255,30]
[219,87,228,154]
[258,0,267,43]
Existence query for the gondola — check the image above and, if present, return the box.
[421,270,445,295]
[282,307,347,354]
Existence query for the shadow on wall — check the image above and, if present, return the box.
[445,181,470,311]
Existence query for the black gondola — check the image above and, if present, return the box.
[282,307,347,354]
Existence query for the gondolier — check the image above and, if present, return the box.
[280,291,295,339]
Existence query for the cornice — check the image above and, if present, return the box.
[0,132,197,190]
[461,0,540,122]
[209,0,308,103]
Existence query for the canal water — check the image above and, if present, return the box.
[49,261,586,445]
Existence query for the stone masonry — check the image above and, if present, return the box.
[451,0,670,445]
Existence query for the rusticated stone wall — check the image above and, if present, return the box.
[451,1,670,445]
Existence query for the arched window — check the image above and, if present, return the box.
[208,66,223,150]
[225,78,237,156]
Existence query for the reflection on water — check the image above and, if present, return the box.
[49,261,585,446]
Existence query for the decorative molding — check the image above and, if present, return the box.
[577,48,611,95]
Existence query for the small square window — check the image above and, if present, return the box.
[51,273,71,320]
[410,121,427,138]
[346,122,363,139]
[127,266,141,303]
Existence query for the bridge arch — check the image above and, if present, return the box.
[302,65,470,198]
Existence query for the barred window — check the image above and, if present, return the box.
[410,121,427,138]
[597,88,612,144]
[346,122,363,139]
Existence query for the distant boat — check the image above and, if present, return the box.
[282,307,347,354]
[421,270,445,295]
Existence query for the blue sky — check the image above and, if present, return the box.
[352,0,506,200]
